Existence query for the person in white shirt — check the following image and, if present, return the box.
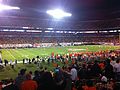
[114,60,120,72]
[70,66,77,82]
[114,60,120,81]
[9,60,12,66]
[110,60,116,67]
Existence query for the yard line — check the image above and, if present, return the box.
[14,49,29,58]
[25,48,41,55]
[20,49,36,57]
[5,49,16,59]
[11,49,25,59]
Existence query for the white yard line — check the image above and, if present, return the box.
[5,49,16,59]
[14,49,29,58]
[68,48,86,51]
[21,49,36,57]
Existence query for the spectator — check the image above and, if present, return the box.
[54,68,66,90]
[114,59,120,81]
[40,72,56,90]
[91,60,101,77]
[2,79,19,90]
[33,70,41,85]
[29,71,33,79]
[20,74,38,90]
[15,69,26,88]
[70,66,78,82]
[105,59,114,80]
[82,80,96,90]
[78,64,87,80]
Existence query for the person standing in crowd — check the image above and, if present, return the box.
[91,60,101,77]
[23,59,25,64]
[70,66,77,82]
[4,59,8,66]
[20,74,38,90]
[82,80,96,90]
[48,57,50,65]
[104,59,114,80]
[2,79,19,90]
[15,69,26,88]
[33,70,41,86]
[9,60,12,66]
[0,58,2,64]
[29,71,33,79]
[114,59,120,81]
[32,58,35,62]
[78,64,87,80]
[11,62,15,69]
[99,61,105,70]
[54,67,66,90]
[15,60,17,64]
[28,59,31,64]
[40,72,56,90]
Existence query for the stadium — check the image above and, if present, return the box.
[0,0,120,90]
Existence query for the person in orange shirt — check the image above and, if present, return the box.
[20,74,38,90]
[99,61,105,70]
[82,80,96,90]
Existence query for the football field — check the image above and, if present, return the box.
[1,45,120,61]
[0,45,120,80]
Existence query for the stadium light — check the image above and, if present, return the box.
[0,4,20,11]
[46,9,72,19]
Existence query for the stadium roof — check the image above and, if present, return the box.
[0,0,120,21]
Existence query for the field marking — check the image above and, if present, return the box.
[14,49,29,58]
[68,48,86,51]
[22,49,36,56]
[27,49,48,56]
[12,49,27,59]
[25,49,40,56]
[5,49,16,59]
[14,48,39,59]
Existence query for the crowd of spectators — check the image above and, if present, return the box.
[0,50,120,90]
[0,30,119,44]
[0,36,119,44]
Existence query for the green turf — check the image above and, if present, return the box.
[0,45,120,80]
[1,45,120,61]
[0,63,57,80]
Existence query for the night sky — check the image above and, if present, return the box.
[1,0,120,20]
